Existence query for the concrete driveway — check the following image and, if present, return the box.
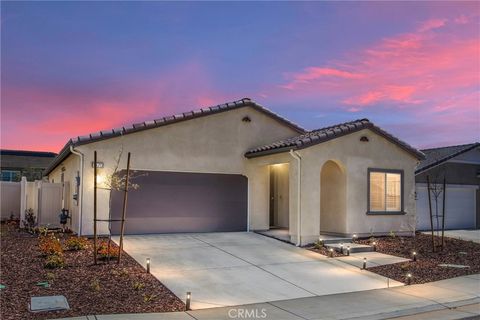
[422,230,480,244]
[117,232,402,309]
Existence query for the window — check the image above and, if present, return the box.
[368,169,403,214]
[0,170,20,182]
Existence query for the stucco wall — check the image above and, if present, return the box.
[246,128,419,245]
[51,106,299,235]
[48,153,81,232]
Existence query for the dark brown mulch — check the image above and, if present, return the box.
[0,224,185,320]
[307,245,345,258]
[357,232,480,284]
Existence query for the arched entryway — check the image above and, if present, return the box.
[320,160,346,235]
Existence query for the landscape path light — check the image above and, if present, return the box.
[340,243,344,254]
[346,246,350,256]
[412,251,417,262]
[146,258,151,274]
[328,248,334,258]
[406,273,412,285]
[186,291,191,311]
[362,257,367,269]
[372,241,377,252]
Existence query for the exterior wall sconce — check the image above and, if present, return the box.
[360,136,369,142]
[146,258,151,273]
[242,116,251,122]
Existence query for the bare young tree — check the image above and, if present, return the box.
[97,147,145,263]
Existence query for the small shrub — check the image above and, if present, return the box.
[39,235,63,256]
[400,263,409,271]
[22,208,36,232]
[38,226,49,236]
[91,279,101,292]
[133,282,145,291]
[44,254,65,269]
[46,272,55,280]
[65,237,89,251]
[143,293,157,302]
[389,230,396,238]
[97,241,119,260]
[314,240,323,249]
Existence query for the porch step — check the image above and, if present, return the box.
[325,242,374,254]
[318,235,353,244]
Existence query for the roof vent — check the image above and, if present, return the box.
[360,136,369,142]
[242,116,251,123]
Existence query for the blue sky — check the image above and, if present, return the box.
[2,1,479,151]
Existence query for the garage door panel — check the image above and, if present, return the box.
[416,185,476,230]
[111,171,247,234]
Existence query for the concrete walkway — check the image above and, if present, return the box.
[113,232,402,309]
[56,274,480,320]
[335,251,410,269]
[422,230,480,244]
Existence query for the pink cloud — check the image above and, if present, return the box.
[417,18,447,32]
[282,67,364,90]
[279,16,479,111]
[1,61,231,152]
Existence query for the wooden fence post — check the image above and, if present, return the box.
[118,152,131,264]
[427,175,435,253]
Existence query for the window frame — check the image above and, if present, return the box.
[367,168,405,215]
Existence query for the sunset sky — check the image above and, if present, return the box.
[1,1,479,152]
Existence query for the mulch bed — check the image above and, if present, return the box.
[0,223,184,320]
[357,232,480,284]
[307,245,345,258]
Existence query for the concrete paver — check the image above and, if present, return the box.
[188,303,304,320]
[115,232,398,309]
[390,303,480,320]
[335,251,410,268]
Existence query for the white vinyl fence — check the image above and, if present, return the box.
[1,177,63,227]
[0,181,21,220]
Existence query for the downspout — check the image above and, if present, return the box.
[70,145,84,235]
[289,150,302,246]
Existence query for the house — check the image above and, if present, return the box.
[1,149,57,182]
[44,98,424,245]
[415,143,480,231]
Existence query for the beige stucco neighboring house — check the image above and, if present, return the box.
[45,98,424,245]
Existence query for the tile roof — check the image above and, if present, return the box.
[44,98,305,175]
[415,142,480,174]
[245,118,425,160]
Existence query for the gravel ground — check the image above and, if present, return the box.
[0,223,184,320]
[357,232,480,284]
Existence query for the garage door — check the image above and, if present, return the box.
[416,184,477,230]
[110,170,248,234]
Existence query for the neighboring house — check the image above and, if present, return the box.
[415,143,480,230]
[1,149,57,182]
[44,98,424,245]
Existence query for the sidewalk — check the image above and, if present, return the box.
[57,274,479,320]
